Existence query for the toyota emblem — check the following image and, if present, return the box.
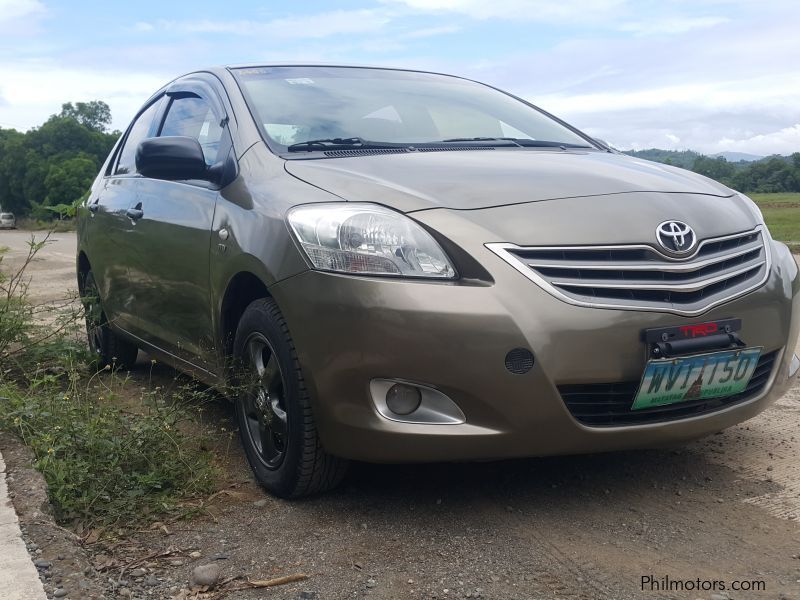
[656,220,696,254]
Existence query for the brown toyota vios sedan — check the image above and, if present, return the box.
[77,65,800,497]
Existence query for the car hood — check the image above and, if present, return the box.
[284,149,735,213]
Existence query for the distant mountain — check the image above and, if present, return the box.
[711,151,764,162]
[623,148,781,168]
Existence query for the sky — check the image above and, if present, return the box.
[0,0,798,155]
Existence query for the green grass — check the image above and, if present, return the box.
[750,192,800,206]
[750,193,800,252]
[0,241,218,533]
[15,217,76,232]
[0,373,218,530]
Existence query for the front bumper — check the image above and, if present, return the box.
[270,239,800,463]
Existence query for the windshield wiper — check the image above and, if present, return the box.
[512,138,593,149]
[440,137,522,146]
[287,136,595,153]
[287,137,406,152]
[440,137,593,149]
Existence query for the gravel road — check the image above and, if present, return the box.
[2,230,799,600]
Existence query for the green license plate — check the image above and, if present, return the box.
[632,347,762,411]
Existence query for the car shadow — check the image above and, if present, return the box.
[125,355,779,521]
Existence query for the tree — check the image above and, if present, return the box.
[0,101,119,217]
[43,155,97,206]
[691,155,735,183]
[731,157,798,193]
[630,148,800,193]
[0,128,26,213]
[58,101,112,133]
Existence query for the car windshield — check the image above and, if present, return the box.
[232,66,594,152]
[0,213,13,218]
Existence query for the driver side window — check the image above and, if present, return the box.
[160,96,225,166]
[115,97,164,175]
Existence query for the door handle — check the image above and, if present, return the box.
[126,206,144,221]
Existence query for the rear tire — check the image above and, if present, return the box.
[80,270,139,369]
[233,297,348,498]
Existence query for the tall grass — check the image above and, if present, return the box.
[0,238,218,532]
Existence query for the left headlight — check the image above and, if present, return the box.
[287,203,457,279]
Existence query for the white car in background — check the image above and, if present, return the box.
[0,212,16,229]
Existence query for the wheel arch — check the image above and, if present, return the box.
[219,270,272,358]
[77,251,91,293]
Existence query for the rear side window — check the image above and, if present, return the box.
[115,98,164,175]
[160,96,224,166]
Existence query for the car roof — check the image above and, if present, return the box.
[159,64,470,100]
[161,63,464,94]
[224,62,443,72]
[219,63,468,82]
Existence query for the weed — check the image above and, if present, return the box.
[0,235,219,532]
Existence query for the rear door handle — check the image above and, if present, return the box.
[126,206,144,221]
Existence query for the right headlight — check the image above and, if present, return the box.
[287,203,457,279]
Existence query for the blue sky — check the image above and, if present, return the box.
[1,0,798,154]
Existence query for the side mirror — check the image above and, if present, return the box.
[136,136,208,181]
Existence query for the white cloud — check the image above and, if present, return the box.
[713,124,800,156]
[0,0,45,34]
[0,62,165,131]
[385,0,627,22]
[531,73,800,116]
[0,0,43,21]
[401,24,461,38]
[619,16,729,35]
[133,21,155,33]
[138,9,391,39]
[457,12,800,154]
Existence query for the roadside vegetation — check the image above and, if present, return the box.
[13,217,77,232]
[0,101,117,220]
[0,237,218,534]
[627,148,800,195]
[751,193,800,252]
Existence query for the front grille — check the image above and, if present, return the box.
[486,228,770,315]
[558,350,778,427]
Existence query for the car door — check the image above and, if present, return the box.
[86,96,166,332]
[125,86,230,372]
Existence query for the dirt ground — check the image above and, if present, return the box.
[1,229,800,600]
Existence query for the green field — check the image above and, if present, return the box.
[750,193,800,253]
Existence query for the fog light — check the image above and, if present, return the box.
[385,383,422,415]
[505,348,534,374]
[790,353,800,378]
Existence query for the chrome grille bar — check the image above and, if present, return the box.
[486,228,771,316]
[525,243,762,273]
[550,262,764,292]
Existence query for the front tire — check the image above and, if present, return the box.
[233,298,348,498]
[80,270,139,369]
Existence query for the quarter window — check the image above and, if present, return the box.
[160,96,224,165]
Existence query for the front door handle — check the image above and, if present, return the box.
[126,205,144,221]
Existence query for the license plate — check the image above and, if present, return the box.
[632,347,762,411]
